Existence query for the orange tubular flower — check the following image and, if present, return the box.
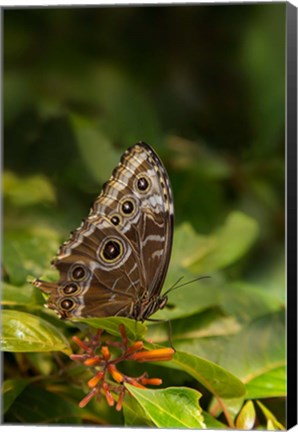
[108,364,124,383]
[126,341,144,354]
[101,345,111,360]
[116,390,125,412]
[102,382,115,406]
[140,377,163,386]
[72,336,93,354]
[126,377,147,389]
[71,325,174,412]
[129,347,175,363]
[88,370,105,388]
[84,355,102,366]
[79,388,98,408]
[119,324,128,346]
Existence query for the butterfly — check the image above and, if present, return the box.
[33,142,174,322]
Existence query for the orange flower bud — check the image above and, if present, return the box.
[102,382,114,406]
[79,388,98,408]
[126,341,144,354]
[72,336,93,354]
[108,364,124,383]
[116,390,125,412]
[84,356,102,366]
[119,324,127,345]
[140,377,162,386]
[101,345,111,360]
[126,377,146,389]
[130,348,175,363]
[70,354,87,362]
[88,370,105,388]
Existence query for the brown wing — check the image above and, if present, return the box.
[91,142,174,299]
[34,142,174,319]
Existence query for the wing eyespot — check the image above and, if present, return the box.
[70,264,88,281]
[100,239,123,262]
[134,174,151,194]
[60,298,76,311]
[62,282,79,295]
[119,197,137,218]
[110,214,122,226]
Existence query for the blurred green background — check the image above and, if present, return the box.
[3,3,286,427]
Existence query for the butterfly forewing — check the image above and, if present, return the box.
[33,142,174,320]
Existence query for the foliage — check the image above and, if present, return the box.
[2,3,285,429]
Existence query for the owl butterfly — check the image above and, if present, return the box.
[33,142,174,322]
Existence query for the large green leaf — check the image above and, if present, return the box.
[70,114,120,184]
[2,378,29,414]
[219,280,283,324]
[168,213,258,278]
[1,282,44,307]
[186,212,259,273]
[172,311,285,401]
[1,310,71,355]
[172,350,246,399]
[245,365,286,399]
[73,316,147,341]
[3,171,56,207]
[4,385,82,424]
[3,228,60,286]
[153,275,220,321]
[124,385,206,428]
[203,411,228,429]
[220,311,286,398]
[147,307,241,344]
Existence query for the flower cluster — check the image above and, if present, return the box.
[70,324,175,411]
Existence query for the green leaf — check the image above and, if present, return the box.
[219,311,285,397]
[246,365,286,399]
[186,211,259,273]
[172,350,246,399]
[123,391,155,427]
[173,311,286,401]
[1,282,43,307]
[154,274,220,321]
[147,307,241,344]
[1,310,71,355]
[203,411,228,429]
[73,316,147,341]
[70,114,120,184]
[219,280,283,325]
[3,171,56,207]
[3,228,60,286]
[249,251,285,303]
[4,385,82,424]
[2,379,29,414]
[2,240,29,286]
[235,400,256,429]
[256,400,285,430]
[124,385,206,428]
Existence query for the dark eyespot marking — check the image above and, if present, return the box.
[122,200,134,214]
[103,240,122,261]
[72,265,86,281]
[63,283,79,295]
[137,176,149,191]
[111,215,120,226]
[61,298,75,310]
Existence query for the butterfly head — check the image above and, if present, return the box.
[132,294,168,322]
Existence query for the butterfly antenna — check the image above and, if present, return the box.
[163,275,210,296]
